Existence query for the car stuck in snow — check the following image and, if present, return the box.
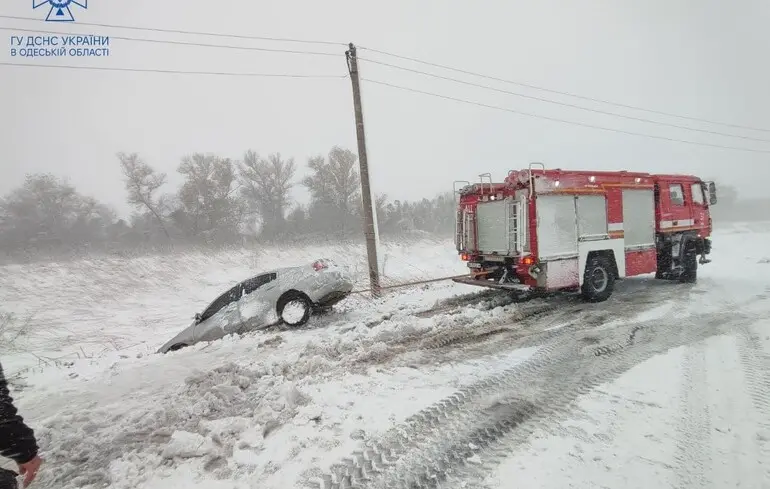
[157,258,353,353]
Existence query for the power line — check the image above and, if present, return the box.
[359,57,770,144]
[0,26,341,57]
[363,78,770,154]
[3,15,767,134]
[360,46,770,134]
[0,61,347,78]
[0,14,346,46]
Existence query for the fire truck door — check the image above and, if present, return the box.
[688,181,708,231]
[660,182,692,231]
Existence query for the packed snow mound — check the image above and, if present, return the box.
[33,362,317,488]
[162,431,216,459]
[0,237,465,374]
[4,224,770,489]
[8,275,551,489]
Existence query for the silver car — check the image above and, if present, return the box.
[158,259,353,353]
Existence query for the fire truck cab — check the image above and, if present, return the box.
[453,164,717,302]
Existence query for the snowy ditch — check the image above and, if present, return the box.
[1,227,769,488]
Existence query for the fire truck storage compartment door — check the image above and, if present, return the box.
[576,195,608,240]
[536,195,578,259]
[476,199,510,254]
[622,189,655,248]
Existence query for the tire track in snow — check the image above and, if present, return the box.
[673,341,713,489]
[735,325,770,486]
[413,289,526,319]
[368,357,642,489]
[346,299,657,479]
[372,283,682,371]
[433,316,751,489]
[310,310,748,489]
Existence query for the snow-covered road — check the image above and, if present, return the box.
[1,226,769,489]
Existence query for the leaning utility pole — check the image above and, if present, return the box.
[346,42,381,298]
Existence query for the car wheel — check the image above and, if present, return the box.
[277,292,312,327]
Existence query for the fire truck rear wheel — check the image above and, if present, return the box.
[581,254,615,302]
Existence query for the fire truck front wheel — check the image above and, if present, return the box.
[679,243,698,284]
[581,253,616,302]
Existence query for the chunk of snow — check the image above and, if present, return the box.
[232,447,262,467]
[237,424,265,450]
[292,404,323,426]
[161,431,216,459]
[280,382,311,410]
[199,417,251,437]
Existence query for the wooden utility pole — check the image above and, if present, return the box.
[346,42,381,298]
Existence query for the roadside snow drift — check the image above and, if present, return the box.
[0,224,768,489]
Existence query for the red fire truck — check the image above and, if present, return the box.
[453,164,718,302]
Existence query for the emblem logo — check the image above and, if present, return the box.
[33,0,88,22]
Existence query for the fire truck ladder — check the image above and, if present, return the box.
[452,180,471,196]
[453,180,471,251]
[478,173,493,195]
[527,162,546,198]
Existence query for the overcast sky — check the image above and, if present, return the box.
[2,0,769,218]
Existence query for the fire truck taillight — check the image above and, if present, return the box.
[461,253,470,261]
[520,256,535,266]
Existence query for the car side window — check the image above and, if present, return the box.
[242,272,277,295]
[200,289,234,321]
[199,287,239,322]
[669,184,684,206]
[197,273,278,323]
[691,183,704,205]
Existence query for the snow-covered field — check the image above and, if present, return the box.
[1,226,769,489]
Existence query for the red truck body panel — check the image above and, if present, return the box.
[454,166,715,299]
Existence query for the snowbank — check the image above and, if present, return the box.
[0,237,465,375]
[1,225,768,489]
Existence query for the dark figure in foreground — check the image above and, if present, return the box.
[0,362,42,488]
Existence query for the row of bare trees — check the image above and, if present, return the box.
[115,146,375,243]
[0,146,456,259]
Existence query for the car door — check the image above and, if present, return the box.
[235,272,279,332]
[193,284,242,341]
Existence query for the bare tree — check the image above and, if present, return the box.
[303,146,361,233]
[238,150,296,238]
[176,153,243,241]
[0,173,115,252]
[117,152,170,240]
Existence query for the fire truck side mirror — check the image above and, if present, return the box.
[707,181,718,205]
